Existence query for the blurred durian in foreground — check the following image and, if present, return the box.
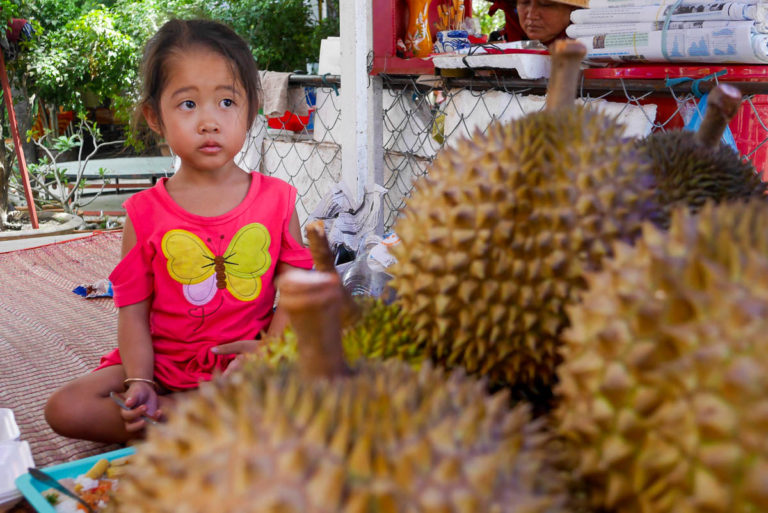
[389,40,655,395]
[112,266,567,513]
[637,84,766,228]
[555,200,768,513]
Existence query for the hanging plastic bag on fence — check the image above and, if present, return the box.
[308,182,388,265]
[683,92,739,152]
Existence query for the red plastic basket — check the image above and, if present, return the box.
[267,109,314,133]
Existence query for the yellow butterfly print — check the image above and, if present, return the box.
[161,224,271,303]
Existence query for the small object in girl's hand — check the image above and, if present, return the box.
[73,278,113,299]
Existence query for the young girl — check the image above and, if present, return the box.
[45,19,313,442]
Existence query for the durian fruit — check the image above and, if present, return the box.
[113,269,568,513]
[259,221,424,368]
[389,40,655,395]
[555,200,768,513]
[259,298,424,368]
[638,84,766,228]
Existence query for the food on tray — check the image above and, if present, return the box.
[42,456,129,512]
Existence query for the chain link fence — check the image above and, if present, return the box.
[244,72,768,234]
[234,75,342,226]
[377,72,768,230]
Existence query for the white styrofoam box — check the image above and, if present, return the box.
[444,90,542,148]
[0,410,19,443]
[584,98,658,139]
[432,53,551,80]
[318,37,341,76]
[444,90,657,149]
[0,441,34,512]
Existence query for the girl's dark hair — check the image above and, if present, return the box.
[138,19,261,129]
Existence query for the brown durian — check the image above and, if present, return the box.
[389,40,655,396]
[112,267,567,513]
[555,200,768,513]
[638,84,766,228]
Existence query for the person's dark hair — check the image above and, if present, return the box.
[137,19,261,130]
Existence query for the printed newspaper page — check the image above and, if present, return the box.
[576,21,768,62]
[581,0,755,8]
[570,2,763,24]
[566,19,765,37]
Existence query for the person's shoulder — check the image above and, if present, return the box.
[124,180,169,220]
[250,171,296,194]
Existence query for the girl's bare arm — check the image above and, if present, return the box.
[116,217,159,423]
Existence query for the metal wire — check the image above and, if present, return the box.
[266,74,768,234]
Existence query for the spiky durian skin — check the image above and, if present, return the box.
[390,106,655,392]
[555,201,768,513]
[638,131,767,228]
[113,362,566,513]
[262,299,425,367]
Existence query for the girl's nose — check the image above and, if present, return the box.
[199,121,219,133]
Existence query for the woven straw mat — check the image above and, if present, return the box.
[0,232,123,467]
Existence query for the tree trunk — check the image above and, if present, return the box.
[0,118,8,230]
[326,0,339,22]
[11,84,37,166]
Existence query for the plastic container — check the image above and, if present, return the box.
[341,234,397,300]
[266,108,315,133]
[0,441,34,512]
[342,251,393,298]
[0,409,20,443]
[16,447,134,513]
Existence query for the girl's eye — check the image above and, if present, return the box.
[180,100,195,110]
[221,98,234,108]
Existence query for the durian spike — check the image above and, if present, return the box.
[278,269,350,379]
[695,84,742,148]
[545,39,587,112]
[305,220,360,325]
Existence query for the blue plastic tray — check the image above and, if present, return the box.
[15,447,135,512]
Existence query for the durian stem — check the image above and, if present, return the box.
[305,220,361,325]
[278,269,350,379]
[545,40,587,112]
[305,220,336,272]
[695,84,742,148]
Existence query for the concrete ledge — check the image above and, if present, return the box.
[0,212,85,242]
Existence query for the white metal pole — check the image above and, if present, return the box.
[340,0,384,215]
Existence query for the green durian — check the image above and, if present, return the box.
[638,84,766,228]
[260,298,424,368]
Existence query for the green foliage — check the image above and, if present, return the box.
[0,0,19,27]
[21,9,138,113]
[473,0,506,35]
[198,0,337,71]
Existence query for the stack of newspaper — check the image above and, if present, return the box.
[566,0,768,63]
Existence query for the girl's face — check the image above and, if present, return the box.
[144,47,249,176]
[517,0,573,44]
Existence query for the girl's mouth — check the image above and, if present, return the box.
[199,142,222,154]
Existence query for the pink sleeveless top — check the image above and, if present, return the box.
[97,172,312,390]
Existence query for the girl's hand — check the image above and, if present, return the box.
[121,382,161,432]
[213,340,264,377]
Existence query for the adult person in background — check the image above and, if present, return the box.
[489,0,578,46]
